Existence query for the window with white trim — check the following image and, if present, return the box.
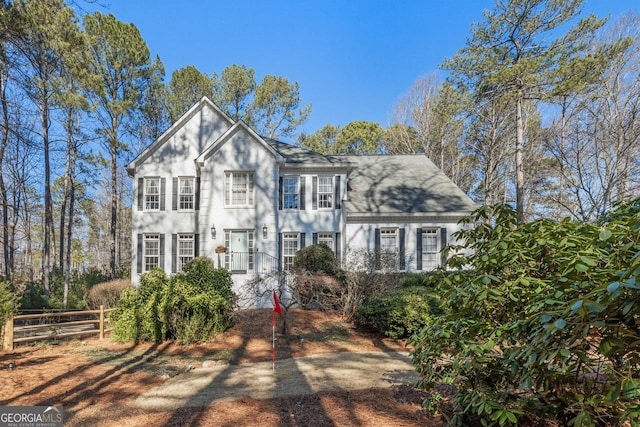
[317,232,334,252]
[380,228,398,253]
[283,177,299,209]
[380,228,398,269]
[318,176,333,209]
[178,178,194,210]
[422,228,440,270]
[144,234,160,271]
[144,178,160,210]
[282,232,299,271]
[177,233,194,271]
[225,172,254,206]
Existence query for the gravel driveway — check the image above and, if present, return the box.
[136,351,419,410]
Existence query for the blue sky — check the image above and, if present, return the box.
[84,1,638,143]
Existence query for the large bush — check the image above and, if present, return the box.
[291,244,348,311]
[294,244,340,275]
[410,202,640,426]
[355,286,441,339]
[84,279,132,309]
[109,257,234,344]
[161,258,234,344]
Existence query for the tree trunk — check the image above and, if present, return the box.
[515,95,525,223]
[110,137,117,279]
[42,97,52,294]
[0,69,10,280]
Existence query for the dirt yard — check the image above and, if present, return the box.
[0,309,446,426]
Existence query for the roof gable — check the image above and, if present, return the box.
[126,97,234,175]
[195,121,284,165]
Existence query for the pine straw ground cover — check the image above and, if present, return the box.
[0,309,446,426]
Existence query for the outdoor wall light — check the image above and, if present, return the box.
[211,225,216,239]
[262,225,268,239]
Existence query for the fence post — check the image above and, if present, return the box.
[99,305,104,340]
[2,316,14,351]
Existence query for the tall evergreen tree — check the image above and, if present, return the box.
[83,12,153,278]
[13,0,83,291]
[167,65,212,123]
[443,0,609,222]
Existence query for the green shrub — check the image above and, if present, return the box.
[109,258,234,345]
[84,279,132,309]
[410,201,640,426]
[109,287,142,342]
[18,282,50,310]
[48,273,87,309]
[294,244,340,275]
[355,286,441,339]
[161,258,234,344]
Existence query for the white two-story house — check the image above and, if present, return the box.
[126,97,476,306]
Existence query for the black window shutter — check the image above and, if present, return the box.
[159,234,165,269]
[160,178,166,211]
[278,177,283,210]
[335,232,342,262]
[138,178,144,211]
[172,178,178,210]
[399,228,406,270]
[374,228,381,270]
[312,176,318,210]
[194,234,199,257]
[171,234,177,273]
[312,232,318,245]
[195,177,201,210]
[440,227,448,268]
[299,176,306,210]
[335,176,341,209]
[137,234,143,273]
[416,228,423,271]
[278,232,283,272]
[300,232,306,248]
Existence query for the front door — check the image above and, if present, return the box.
[229,231,248,272]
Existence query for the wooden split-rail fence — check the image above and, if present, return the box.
[1,306,115,351]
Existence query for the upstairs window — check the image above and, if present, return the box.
[179,178,194,210]
[225,172,254,206]
[144,178,160,210]
[318,176,333,209]
[283,177,299,209]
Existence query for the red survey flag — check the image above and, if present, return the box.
[273,291,284,316]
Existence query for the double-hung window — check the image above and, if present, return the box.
[144,178,160,210]
[283,177,299,209]
[144,234,160,271]
[380,228,398,253]
[282,232,299,271]
[177,234,194,271]
[179,178,194,210]
[379,228,399,269]
[421,229,440,270]
[318,177,333,209]
[225,172,254,206]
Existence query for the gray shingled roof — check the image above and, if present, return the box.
[343,155,477,216]
[264,138,352,166]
